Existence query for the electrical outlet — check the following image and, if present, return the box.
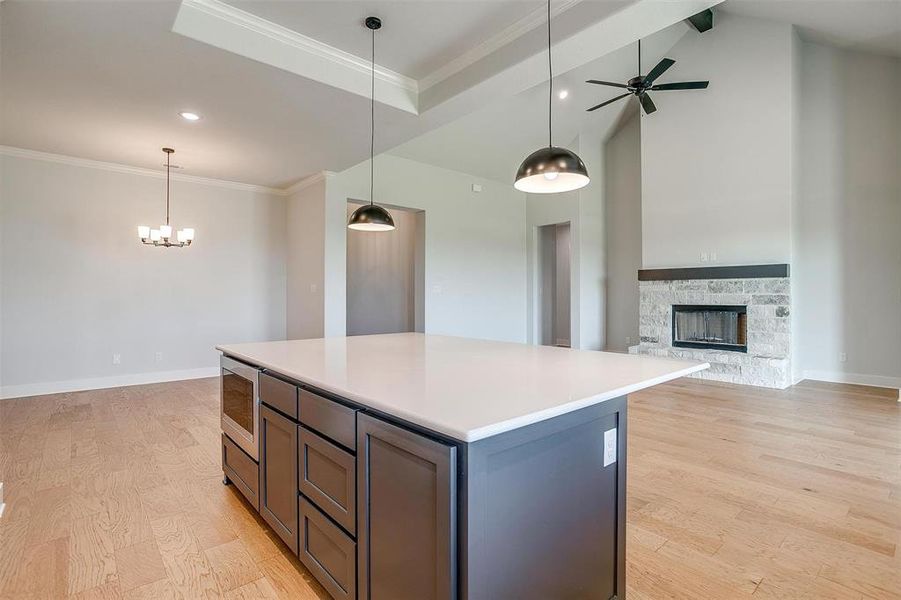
[112,353,121,365]
[471,183,483,193]
[155,352,164,363]
[603,428,617,467]
[839,352,847,363]
[310,283,318,293]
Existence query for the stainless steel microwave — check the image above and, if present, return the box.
[220,355,260,461]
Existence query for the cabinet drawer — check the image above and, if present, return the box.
[300,389,357,450]
[260,373,298,419]
[222,434,259,510]
[299,427,356,535]
[298,497,356,600]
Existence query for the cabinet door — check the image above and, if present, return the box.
[260,405,298,553]
[357,413,456,600]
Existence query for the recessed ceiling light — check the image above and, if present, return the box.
[558,90,569,100]
[179,112,201,121]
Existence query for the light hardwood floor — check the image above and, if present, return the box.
[0,377,898,599]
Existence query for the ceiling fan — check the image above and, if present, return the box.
[586,39,709,115]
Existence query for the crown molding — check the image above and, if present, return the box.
[174,0,419,114]
[283,170,335,196]
[0,145,287,195]
[419,0,583,92]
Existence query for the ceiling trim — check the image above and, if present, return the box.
[284,170,335,196]
[419,0,583,92]
[173,0,419,114]
[0,145,287,195]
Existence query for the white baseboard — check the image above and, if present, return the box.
[802,369,901,392]
[0,367,220,400]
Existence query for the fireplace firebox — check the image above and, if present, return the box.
[672,305,747,352]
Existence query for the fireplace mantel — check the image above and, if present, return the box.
[638,264,790,282]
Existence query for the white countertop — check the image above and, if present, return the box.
[216,333,708,442]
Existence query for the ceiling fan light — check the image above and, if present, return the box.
[348,204,395,231]
[514,146,590,194]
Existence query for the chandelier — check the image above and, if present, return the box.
[138,147,195,247]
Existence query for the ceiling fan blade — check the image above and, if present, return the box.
[586,93,631,112]
[586,79,629,89]
[643,58,675,86]
[639,92,657,115]
[650,81,709,91]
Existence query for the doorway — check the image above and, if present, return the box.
[346,202,425,336]
[537,222,572,347]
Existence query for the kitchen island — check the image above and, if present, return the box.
[217,333,707,600]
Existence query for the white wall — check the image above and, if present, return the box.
[0,152,287,397]
[286,176,328,339]
[794,42,901,387]
[327,154,528,343]
[641,13,795,268]
[604,109,642,352]
[346,203,418,336]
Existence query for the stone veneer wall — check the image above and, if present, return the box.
[630,277,791,388]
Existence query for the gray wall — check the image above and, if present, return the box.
[0,153,287,397]
[554,223,572,347]
[640,13,795,268]
[346,204,418,336]
[287,177,327,339]
[604,109,642,352]
[326,155,528,343]
[794,42,901,386]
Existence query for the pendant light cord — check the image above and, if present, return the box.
[547,0,553,148]
[369,26,375,207]
[166,150,170,225]
[638,38,641,75]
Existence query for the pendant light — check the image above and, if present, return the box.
[514,0,589,194]
[348,17,395,232]
[138,148,195,247]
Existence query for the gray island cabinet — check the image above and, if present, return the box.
[217,334,706,600]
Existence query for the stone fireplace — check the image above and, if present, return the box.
[630,264,791,388]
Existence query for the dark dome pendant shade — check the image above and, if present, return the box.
[514,0,589,194]
[348,16,396,232]
[348,203,395,231]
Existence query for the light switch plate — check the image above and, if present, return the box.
[603,428,617,467]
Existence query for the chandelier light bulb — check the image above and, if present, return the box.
[176,230,186,243]
[138,225,150,239]
[183,228,195,241]
[150,229,162,241]
[160,224,172,239]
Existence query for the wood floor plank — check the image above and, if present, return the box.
[224,577,279,600]
[114,539,167,592]
[68,512,118,595]
[205,539,264,592]
[150,513,222,599]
